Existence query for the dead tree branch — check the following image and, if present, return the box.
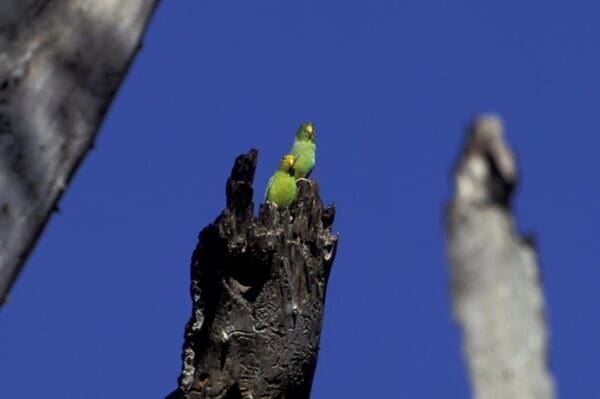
[168,150,338,399]
[0,0,160,304]
[446,115,555,399]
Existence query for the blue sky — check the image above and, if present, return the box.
[1,2,600,397]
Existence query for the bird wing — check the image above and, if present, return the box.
[264,175,275,200]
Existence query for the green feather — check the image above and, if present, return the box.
[290,122,316,179]
[265,154,298,208]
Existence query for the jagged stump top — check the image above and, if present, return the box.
[169,149,338,399]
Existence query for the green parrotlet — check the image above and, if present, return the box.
[265,154,298,208]
[289,122,316,179]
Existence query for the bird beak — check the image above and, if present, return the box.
[287,157,296,168]
[306,125,314,138]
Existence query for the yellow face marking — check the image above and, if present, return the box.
[284,154,297,168]
[306,124,316,140]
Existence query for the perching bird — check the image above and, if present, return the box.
[289,122,316,179]
[265,154,298,208]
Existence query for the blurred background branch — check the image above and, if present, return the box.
[0,0,160,305]
[446,115,555,399]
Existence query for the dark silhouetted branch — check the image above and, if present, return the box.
[168,149,338,399]
[446,115,555,399]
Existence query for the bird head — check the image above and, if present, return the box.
[296,122,316,143]
[281,154,297,171]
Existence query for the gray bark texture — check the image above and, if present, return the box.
[168,149,338,399]
[446,115,555,399]
[0,0,160,304]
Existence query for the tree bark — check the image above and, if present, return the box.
[0,0,160,304]
[446,115,555,399]
[168,149,338,399]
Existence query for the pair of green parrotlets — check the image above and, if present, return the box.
[265,122,316,208]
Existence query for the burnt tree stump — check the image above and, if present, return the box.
[168,149,338,399]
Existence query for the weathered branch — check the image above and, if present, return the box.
[0,0,160,304]
[168,149,338,399]
[446,115,555,399]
